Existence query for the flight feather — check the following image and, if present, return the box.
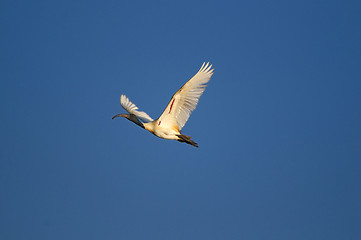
[120,95,154,122]
[159,62,214,130]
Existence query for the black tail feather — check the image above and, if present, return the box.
[177,134,199,148]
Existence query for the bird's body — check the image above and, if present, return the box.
[144,121,179,140]
[112,62,214,147]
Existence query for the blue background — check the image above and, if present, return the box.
[1,0,360,239]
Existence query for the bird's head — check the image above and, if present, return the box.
[112,113,145,129]
[112,113,129,120]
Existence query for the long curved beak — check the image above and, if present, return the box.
[112,113,126,119]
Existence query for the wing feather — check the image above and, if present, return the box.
[120,95,153,122]
[159,62,214,130]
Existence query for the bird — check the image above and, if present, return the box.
[112,62,214,147]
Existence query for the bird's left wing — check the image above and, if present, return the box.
[120,94,154,122]
[158,62,214,131]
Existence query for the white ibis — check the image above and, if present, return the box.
[112,62,214,147]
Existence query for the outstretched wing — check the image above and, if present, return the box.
[158,62,214,131]
[120,94,154,122]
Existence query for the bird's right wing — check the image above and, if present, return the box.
[158,62,214,131]
[120,94,154,122]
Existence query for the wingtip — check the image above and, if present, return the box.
[199,62,213,74]
[120,94,125,103]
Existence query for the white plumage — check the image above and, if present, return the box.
[113,62,214,147]
[120,95,153,122]
[158,62,213,131]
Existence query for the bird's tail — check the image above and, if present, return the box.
[177,134,199,148]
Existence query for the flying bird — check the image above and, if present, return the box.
[112,62,214,147]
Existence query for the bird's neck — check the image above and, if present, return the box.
[128,114,145,129]
[143,122,155,133]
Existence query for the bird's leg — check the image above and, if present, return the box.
[177,134,199,147]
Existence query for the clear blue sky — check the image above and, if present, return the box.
[1,0,360,239]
